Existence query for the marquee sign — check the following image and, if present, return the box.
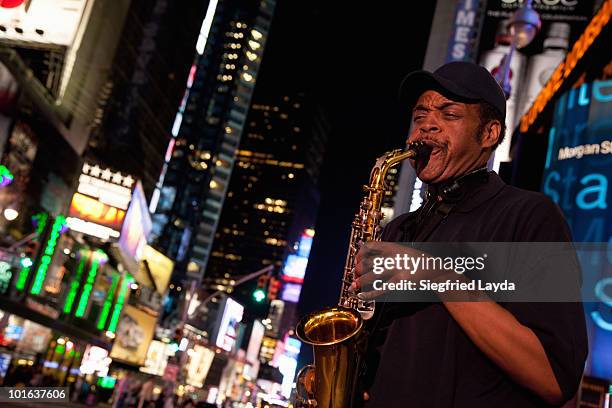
[66,163,135,240]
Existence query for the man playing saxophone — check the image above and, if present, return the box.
[350,62,588,407]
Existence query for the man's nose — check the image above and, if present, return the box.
[419,117,440,133]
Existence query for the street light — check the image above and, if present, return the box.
[495,0,541,98]
[3,207,18,221]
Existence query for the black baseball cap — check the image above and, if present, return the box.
[399,61,506,120]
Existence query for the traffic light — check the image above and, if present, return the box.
[253,274,268,303]
[267,277,281,301]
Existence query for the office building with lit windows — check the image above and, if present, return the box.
[201,94,329,310]
[151,0,276,283]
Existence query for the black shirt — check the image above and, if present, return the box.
[363,172,588,408]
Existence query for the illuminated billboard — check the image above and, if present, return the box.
[119,182,152,260]
[110,305,156,366]
[68,193,126,234]
[282,255,307,283]
[246,320,265,364]
[280,282,302,303]
[80,345,111,377]
[280,229,314,302]
[138,246,173,294]
[186,345,216,387]
[0,0,91,46]
[66,162,135,240]
[140,340,175,376]
[215,297,244,352]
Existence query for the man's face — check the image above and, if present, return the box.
[407,90,493,184]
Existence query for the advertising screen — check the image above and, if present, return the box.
[0,0,91,46]
[140,340,175,376]
[110,305,156,366]
[138,246,173,294]
[282,255,307,283]
[246,320,265,364]
[119,182,151,261]
[67,162,135,240]
[68,193,126,233]
[215,298,244,352]
[186,345,216,387]
[280,282,302,303]
[540,77,612,378]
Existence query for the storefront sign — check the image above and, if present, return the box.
[446,0,487,62]
[66,162,135,240]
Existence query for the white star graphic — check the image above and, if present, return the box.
[112,172,123,184]
[101,168,113,181]
[90,165,101,177]
[122,175,135,188]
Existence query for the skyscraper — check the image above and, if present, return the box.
[151,0,276,283]
[202,94,328,305]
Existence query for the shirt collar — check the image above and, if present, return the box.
[451,171,506,213]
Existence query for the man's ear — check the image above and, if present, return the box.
[480,120,502,149]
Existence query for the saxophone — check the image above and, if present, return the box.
[295,142,431,408]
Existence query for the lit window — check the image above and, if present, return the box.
[248,40,261,50]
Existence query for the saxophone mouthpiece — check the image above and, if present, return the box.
[409,141,433,159]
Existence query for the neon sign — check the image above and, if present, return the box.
[30,215,66,295]
[75,250,106,318]
[0,165,13,187]
[107,274,133,333]
[15,213,48,291]
[63,250,88,314]
[97,272,119,330]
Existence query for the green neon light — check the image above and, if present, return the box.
[16,213,48,292]
[107,275,132,333]
[33,212,48,235]
[30,215,65,295]
[75,250,106,318]
[63,251,88,314]
[0,164,13,187]
[15,266,30,291]
[97,272,119,330]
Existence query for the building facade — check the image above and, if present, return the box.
[151,0,276,284]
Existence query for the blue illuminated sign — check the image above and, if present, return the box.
[541,79,612,378]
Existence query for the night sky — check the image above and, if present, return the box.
[253,1,438,318]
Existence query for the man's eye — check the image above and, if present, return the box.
[444,112,458,118]
[413,116,424,122]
